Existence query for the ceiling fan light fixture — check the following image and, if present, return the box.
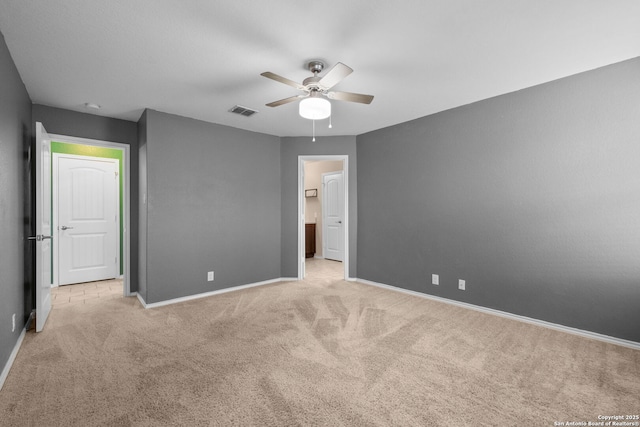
[299,96,331,120]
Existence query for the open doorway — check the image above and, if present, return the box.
[48,133,131,297]
[53,151,120,286]
[298,155,349,280]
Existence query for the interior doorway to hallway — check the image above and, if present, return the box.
[53,153,120,286]
[298,155,349,280]
[48,133,131,297]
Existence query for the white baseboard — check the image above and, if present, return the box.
[134,292,145,308]
[356,278,640,351]
[136,278,295,309]
[0,327,27,391]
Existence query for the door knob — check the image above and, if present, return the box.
[337,220,342,224]
[28,235,52,241]
[61,225,74,230]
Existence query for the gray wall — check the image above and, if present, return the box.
[32,105,138,146]
[357,58,640,342]
[0,31,32,374]
[32,104,140,292]
[140,110,281,304]
[137,111,148,301]
[281,136,357,278]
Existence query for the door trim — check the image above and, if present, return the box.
[49,133,131,296]
[298,155,348,280]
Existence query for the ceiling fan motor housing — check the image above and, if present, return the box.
[303,76,322,89]
[304,61,325,90]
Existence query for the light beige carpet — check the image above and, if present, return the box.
[1,260,638,426]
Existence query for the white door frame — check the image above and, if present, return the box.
[49,133,131,297]
[52,153,120,286]
[298,155,348,280]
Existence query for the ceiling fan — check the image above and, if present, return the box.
[261,61,374,120]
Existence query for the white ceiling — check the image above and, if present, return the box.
[1,0,639,138]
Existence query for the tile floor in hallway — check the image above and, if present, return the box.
[51,278,123,307]
[304,258,344,280]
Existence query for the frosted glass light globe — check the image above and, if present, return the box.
[299,97,331,120]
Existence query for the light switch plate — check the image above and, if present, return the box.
[432,274,439,285]
[458,279,466,290]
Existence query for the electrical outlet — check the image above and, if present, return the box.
[12,313,16,332]
[432,274,439,285]
[207,271,214,282]
[458,279,466,290]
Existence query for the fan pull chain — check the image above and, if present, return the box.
[329,114,332,129]
[312,119,316,142]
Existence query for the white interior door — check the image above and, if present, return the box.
[322,171,344,262]
[55,155,119,285]
[34,122,52,332]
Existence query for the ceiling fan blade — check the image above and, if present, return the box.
[266,95,304,107]
[260,72,305,90]
[317,62,353,90]
[327,91,374,104]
